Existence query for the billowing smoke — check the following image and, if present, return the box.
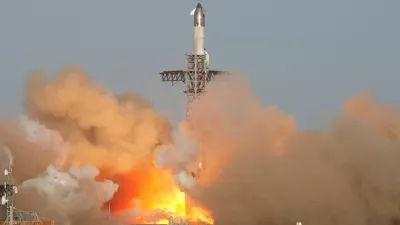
[0,66,173,225]
[157,123,199,189]
[0,117,122,225]
[167,73,400,225]
[1,64,399,225]
[24,66,171,174]
[18,165,119,225]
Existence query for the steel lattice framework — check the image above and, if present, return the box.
[159,4,228,219]
[160,54,226,118]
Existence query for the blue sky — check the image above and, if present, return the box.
[0,0,398,129]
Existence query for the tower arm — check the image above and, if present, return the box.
[160,70,185,85]
[207,70,228,82]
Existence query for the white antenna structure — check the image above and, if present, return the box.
[1,164,17,225]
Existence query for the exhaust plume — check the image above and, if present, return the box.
[24,66,172,174]
[0,65,398,225]
[178,74,400,225]
[18,165,119,225]
[157,123,199,190]
[0,65,174,225]
[0,117,122,225]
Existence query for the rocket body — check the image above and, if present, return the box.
[191,3,205,55]
[193,25,205,55]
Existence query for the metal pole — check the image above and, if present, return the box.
[7,166,14,225]
[9,203,13,225]
[108,202,111,220]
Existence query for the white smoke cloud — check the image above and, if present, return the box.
[156,126,199,190]
[0,115,123,225]
[17,116,115,197]
[16,116,119,209]
[18,115,69,168]
[21,164,118,212]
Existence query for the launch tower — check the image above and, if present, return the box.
[160,3,226,118]
[159,3,226,220]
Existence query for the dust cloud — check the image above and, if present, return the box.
[0,65,172,225]
[24,66,171,174]
[181,74,400,225]
[0,65,399,225]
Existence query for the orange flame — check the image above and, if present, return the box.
[107,166,213,224]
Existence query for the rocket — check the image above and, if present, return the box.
[190,3,210,66]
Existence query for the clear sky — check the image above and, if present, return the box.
[0,0,398,129]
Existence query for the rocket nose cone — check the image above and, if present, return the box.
[193,3,205,26]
